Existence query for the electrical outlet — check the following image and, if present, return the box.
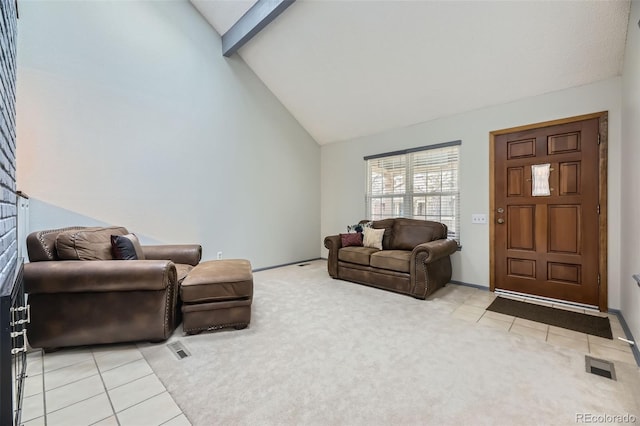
[471,214,487,224]
[217,251,223,260]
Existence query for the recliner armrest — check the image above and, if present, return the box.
[24,260,177,294]
[142,244,202,266]
[412,239,458,263]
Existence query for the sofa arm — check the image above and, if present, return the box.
[142,244,202,266]
[412,239,458,263]
[410,239,457,299]
[24,260,177,294]
[324,235,342,278]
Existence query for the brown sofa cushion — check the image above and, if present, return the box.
[56,226,128,260]
[338,247,379,266]
[370,250,412,273]
[180,259,253,303]
[390,218,448,250]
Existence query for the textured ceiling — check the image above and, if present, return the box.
[191,0,631,145]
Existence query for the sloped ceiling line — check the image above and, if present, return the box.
[191,0,631,145]
[222,0,296,57]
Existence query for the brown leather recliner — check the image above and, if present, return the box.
[24,226,202,350]
[324,218,458,299]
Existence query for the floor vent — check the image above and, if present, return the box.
[585,355,616,380]
[167,341,191,360]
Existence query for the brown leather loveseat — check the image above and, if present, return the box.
[324,218,458,299]
[24,226,202,350]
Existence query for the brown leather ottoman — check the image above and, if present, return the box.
[179,259,253,334]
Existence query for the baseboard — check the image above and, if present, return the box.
[608,309,640,366]
[252,258,322,273]
[449,280,489,291]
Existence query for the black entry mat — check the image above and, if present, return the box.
[486,297,613,339]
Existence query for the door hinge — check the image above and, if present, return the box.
[598,133,601,145]
[597,204,600,215]
[598,274,601,287]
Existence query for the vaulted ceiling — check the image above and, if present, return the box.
[191,0,631,145]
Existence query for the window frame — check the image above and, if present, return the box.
[364,140,461,243]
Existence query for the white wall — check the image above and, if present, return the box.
[16,0,320,269]
[321,77,623,309]
[621,1,640,340]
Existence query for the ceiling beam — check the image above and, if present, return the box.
[222,0,295,57]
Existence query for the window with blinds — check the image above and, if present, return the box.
[365,141,461,243]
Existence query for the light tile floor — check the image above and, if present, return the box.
[19,284,639,426]
[20,344,189,426]
[449,286,638,366]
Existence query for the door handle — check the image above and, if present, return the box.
[497,218,505,224]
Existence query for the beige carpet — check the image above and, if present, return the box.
[139,260,640,425]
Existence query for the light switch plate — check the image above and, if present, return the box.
[471,214,487,224]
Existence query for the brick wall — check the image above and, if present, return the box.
[0,0,18,287]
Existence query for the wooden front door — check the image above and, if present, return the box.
[491,113,607,309]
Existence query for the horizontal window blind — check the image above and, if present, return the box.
[365,141,461,243]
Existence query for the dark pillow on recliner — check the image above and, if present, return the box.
[111,234,145,260]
